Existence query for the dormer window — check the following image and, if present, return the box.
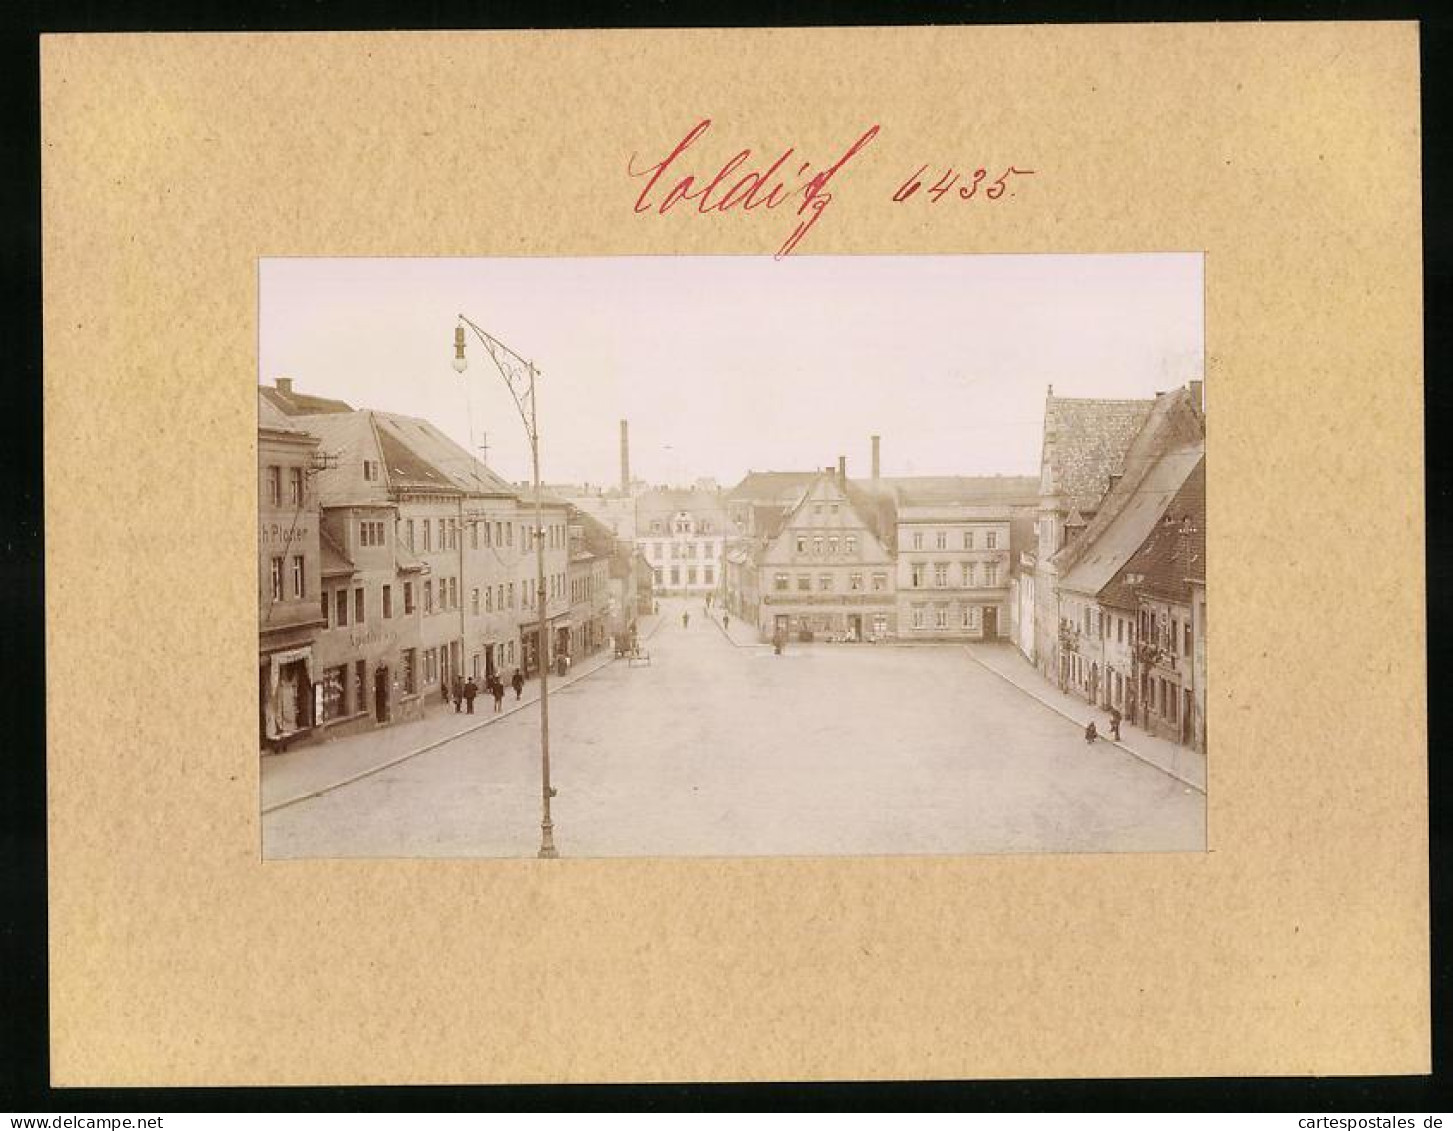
[362,459,381,482]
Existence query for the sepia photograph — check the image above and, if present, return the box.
[258,254,1207,859]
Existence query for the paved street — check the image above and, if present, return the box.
[263,598,1205,858]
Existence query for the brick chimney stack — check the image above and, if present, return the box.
[871,435,880,484]
[619,420,630,493]
[275,377,293,395]
[837,455,846,488]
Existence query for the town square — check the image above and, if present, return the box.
[258,255,1207,858]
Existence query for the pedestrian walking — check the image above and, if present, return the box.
[463,677,477,714]
[682,611,690,629]
[511,668,524,700]
[1108,707,1122,741]
[1084,721,1098,744]
[452,675,464,713]
[491,677,505,713]
[723,613,730,632]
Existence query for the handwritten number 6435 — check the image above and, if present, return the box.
[892,164,1035,204]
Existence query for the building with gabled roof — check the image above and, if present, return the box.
[635,487,729,597]
[752,466,898,643]
[260,376,354,417]
[1055,443,1204,713]
[258,377,571,746]
[1031,383,1203,683]
[1100,456,1206,748]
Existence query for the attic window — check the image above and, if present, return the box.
[362,460,381,481]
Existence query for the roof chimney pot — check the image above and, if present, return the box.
[275,377,293,395]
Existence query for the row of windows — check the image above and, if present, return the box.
[570,572,605,605]
[909,562,999,588]
[792,534,860,556]
[399,517,568,555]
[264,465,307,509]
[319,569,573,630]
[909,529,999,551]
[773,572,888,593]
[651,565,717,586]
[1140,608,1194,658]
[648,518,716,534]
[1065,606,1195,660]
[267,555,307,602]
[910,606,992,630]
[650,541,718,561]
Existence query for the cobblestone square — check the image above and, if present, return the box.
[263,599,1204,858]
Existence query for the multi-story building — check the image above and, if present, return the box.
[264,377,567,711]
[312,494,425,737]
[886,476,1039,641]
[1097,456,1206,748]
[513,488,574,678]
[1032,387,1156,686]
[258,396,326,750]
[756,465,897,642]
[635,488,729,597]
[1059,444,1203,713]
[567,509,614,661]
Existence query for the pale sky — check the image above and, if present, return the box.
[259,255,1203,488]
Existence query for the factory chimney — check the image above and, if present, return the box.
[871,434,881,484]
[837,455,847,489]
[619,420,630,493]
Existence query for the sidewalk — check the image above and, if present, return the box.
[702,606,770,648]
[963,642,1206,793]
[261,613,663,813]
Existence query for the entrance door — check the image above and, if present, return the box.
[374,667,389,724]
[1183,688,1193,745]
[774,614,789,636]
[982,606,998,639]
[848,614,862,641]
[485,646,497,683]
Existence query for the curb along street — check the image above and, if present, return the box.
[261,615,666,816]
[959,645,1206,795]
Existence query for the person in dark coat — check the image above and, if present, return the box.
[511,668,524,700]
[1108,707,1122,741]
[452,675,464,712]
[1084,721,1098,744]
[463,677,478,714]
[723,613,730,632]
[682,611,690,629]
[491,677,505,713]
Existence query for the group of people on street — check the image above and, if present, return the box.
[1084,706,1122,745]
[446,669,528,716]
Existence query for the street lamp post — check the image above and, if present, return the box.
[452,316,558,859]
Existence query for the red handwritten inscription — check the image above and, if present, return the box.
[891,164,1035,204]
[628,119,881,258]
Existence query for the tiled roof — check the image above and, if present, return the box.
[750,502,793,541]
[371,413,518,496]
[1041,395,1155,513]
[286,412,393,507]
[259,385,354,417]
[1058,447,1204,600]
[1100,457,1206,608]
[319,527,355,577]
[727,471,821,502]
[1052,386,1205,573]
[635,488,730,525]
[884,475,1041,507]
[258,391,314,436]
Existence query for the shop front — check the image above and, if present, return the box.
[761,597,896,643]
[260,644,315,751]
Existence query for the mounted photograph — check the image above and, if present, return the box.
[257,254,1207,859]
